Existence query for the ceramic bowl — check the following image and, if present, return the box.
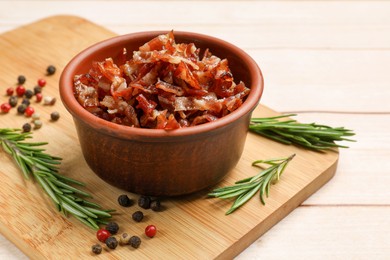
[59,31,264,196]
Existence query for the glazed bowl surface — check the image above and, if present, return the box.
[60,31,264,196]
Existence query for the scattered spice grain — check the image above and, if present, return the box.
[105,236,118,249]
[91,244,102,254]
[132,211,144,222]
[129,236,141,249]
[138,195,151,209]
[117,194,132,207]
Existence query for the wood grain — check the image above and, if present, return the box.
[0,16,339,259]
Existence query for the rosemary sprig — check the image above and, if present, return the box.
[250,114,355,151]
[208,154,295,215]
[0,128,113,230]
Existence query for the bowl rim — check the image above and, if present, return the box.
[59,30,264,139]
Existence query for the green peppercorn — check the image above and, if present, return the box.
[106,221,119,235]
[132,211,144,222]
[24,89,34,99]
[46,65,56,75]
[17,75,26,84]
[129,236,141,249]
[91,244,102,254]
[150,199,162,212]
[105,236,118,249]
[50,111,60,121]
[118,194,132,207]
[33,86,42,95]
[32,113,40,120]
[17,104,27,114]
[138,195,151,209]
[8,96,18,107]
[33,120,42,130]
[22,123,31,132]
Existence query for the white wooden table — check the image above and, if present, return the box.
[0,1,389,259]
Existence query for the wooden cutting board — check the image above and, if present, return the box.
[0,16,338,259]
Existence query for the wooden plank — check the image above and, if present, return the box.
[237,206,390,259]
[0,16,339,259]
[0,1,390,49]
[248,50,390,112]
[284,113,390,205]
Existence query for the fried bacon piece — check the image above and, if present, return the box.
[73,32,250,130]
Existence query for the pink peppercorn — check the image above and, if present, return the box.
[1,103,11,113]
[37,78,46,87]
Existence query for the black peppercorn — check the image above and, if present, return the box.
[117,194,132,207]
[132,211,144,222]
[8,96,18,107]
[129,236,141,249]
[91,244,102,254]
[46,65,56,75]
[138,195,151,209]
[17,104,27,114]
[21,98,30,106]
[50,111,60,121]
[17,75,26,84]
[33,85,42,95]
[105,236,118,249]
[22,123,31,132]
[24,89,34,99]
[106,221,119,235]
[150,199,162,212]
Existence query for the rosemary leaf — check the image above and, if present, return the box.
[250,114,355,151]
[59,195,98,219]
[209,154,295,215]
[0,128,113,230]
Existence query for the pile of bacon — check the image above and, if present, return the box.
[73,31,250,129]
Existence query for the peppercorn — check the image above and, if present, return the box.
[16,85,26,97]
[17,104,27,114]
[132,211,144,222]
[44,96,56,105]
[91,244,102,255]
[50,111,60,121]
[150,199,162,212]
[33,86,42,94]
[32,113,40,120]
[37,78,46,87]
[119,233,131,245]
[46,65,56,75]
[24,89,34,99]
[145,225,157,238]
[6,87,14,96]
[129,236,141,249]
[33,120,42,130]
[138,195,151,209]
[21,98,30,106]
[96,228,110,242]
[105,236,118,249]
[106,221,119,235]
[17,75,26,85]
[24,106,35,117]
[1,103,11,113]
[22,123,31,132]
[8,96,18,107]
[117,194,132,207]
[35,93,43,103]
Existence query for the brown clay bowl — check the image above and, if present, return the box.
[59,31,264,196]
